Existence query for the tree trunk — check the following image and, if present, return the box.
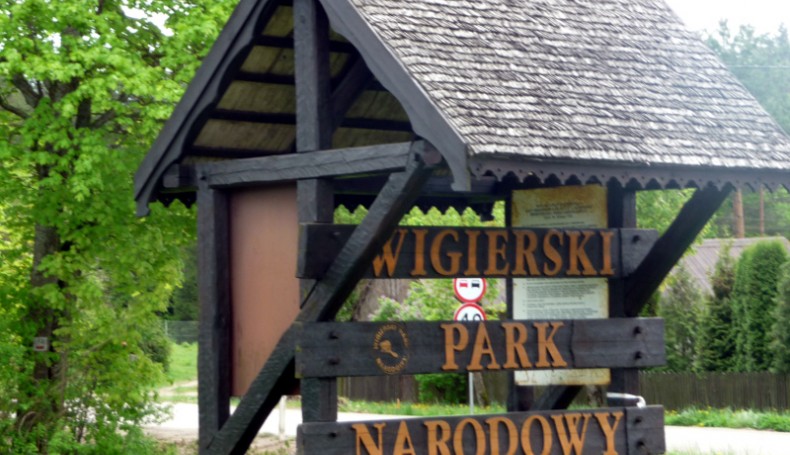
[759,187,765,236]
[733,189,745,238]
[19,162,67,446]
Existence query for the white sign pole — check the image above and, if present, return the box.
[452,278,487,415]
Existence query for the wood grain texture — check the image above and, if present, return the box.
[296,319,665,378]
[294,0,338,424]
[300,226,657,279]
[196,184,232,453]
[297,406,664,455]
[203,141,416,188]
[624,186,731,315]
[206,146,433,454]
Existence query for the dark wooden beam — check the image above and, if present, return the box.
[530,185,729,411]
[624,185,731,316]
[210,108,410,131]
[202,141,419,188]
[206,145,434,454]
[254,34,357,53]
[294,0,337,425]
[196,183,232,454]
[607,184,640,406]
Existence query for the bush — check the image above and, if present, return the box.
[731,240,788,371]
[139,320,172,373]
[416,373,467,404]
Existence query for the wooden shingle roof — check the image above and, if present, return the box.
[135,0,790,215]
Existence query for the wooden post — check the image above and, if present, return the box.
[197,181,232,453]
[505,195,534,411]
[607,184,639,406]
[294,0,337,422]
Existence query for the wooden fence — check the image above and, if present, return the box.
[640,372,790,411]
[338,372,790,411]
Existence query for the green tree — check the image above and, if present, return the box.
[771,262,790,373]
[697,242,737,371]
[731,240,788,371]
[706,24,790,238]
[0,0,232,451]
[658,263,704,372]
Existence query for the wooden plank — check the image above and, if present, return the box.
[300,225,657,280]
[624,186,731,315]
[202,141,416,188]
[319,0,470,191]
[294,0,337,424]
[134,0,280,215]
[196,183,232,453]
[207,146,434,454]
[608,185,641,407]
[297,406,664,455]
[295,319,664,378]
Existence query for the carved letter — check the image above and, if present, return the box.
[513,230,540,276]
[543,229,564,276]
[486,417,518,455]
[353,423,386,455]
[464,229,482,276]
[424,420,452,455]
[454,418,486,455]
[468,323,501,371]
[484,229,510,276]
[594,412,623,455]
[410,228,428,277]
[551,413,591,455]
[502,323,532,369]
[534,322,568,368]
[521,415,552,455]
[599,231,615,276]
[431,229,462,276]
[441,323,468,371]
[394,421,416,455]
[567,230,597,276]
[373,229,407,277]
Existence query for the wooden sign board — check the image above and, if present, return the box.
[295,319,664,378]
[297,405,665,455]
[299,225,656,280]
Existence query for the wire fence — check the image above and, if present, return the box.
[162,320,199,344]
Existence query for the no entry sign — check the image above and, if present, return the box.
[453,277,487,303]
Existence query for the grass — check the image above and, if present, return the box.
[160,342,790,433]
[163,342,197,385]
[666,407,790,432]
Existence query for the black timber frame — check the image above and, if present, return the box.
[169,0,746,452]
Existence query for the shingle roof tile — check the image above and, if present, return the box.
[348,0,790,170]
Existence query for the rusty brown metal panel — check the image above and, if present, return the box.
[230,184,300,396]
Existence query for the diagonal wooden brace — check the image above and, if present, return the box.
[530,185,731,411]
[205,143,435,454]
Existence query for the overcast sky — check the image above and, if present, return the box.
[664,0,789,34]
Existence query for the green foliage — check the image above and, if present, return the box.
[658,264,704,371]
[165,342,198,385]
[731,241,788,371]
[665,407,790,432]
[168,245,199,321]
[0,0,234,451]
[705,24,790,238]
[771,262,790,373]
[706,24,790,133]
[697,243,737,371]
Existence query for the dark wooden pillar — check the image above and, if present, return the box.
[294,0,337,422]
[506,195,534,412]
[197,181,232,453]
[607,184,639,405]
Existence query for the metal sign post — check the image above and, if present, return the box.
[452,278,487,415]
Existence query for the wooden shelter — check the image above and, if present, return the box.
[135,0,790,453]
